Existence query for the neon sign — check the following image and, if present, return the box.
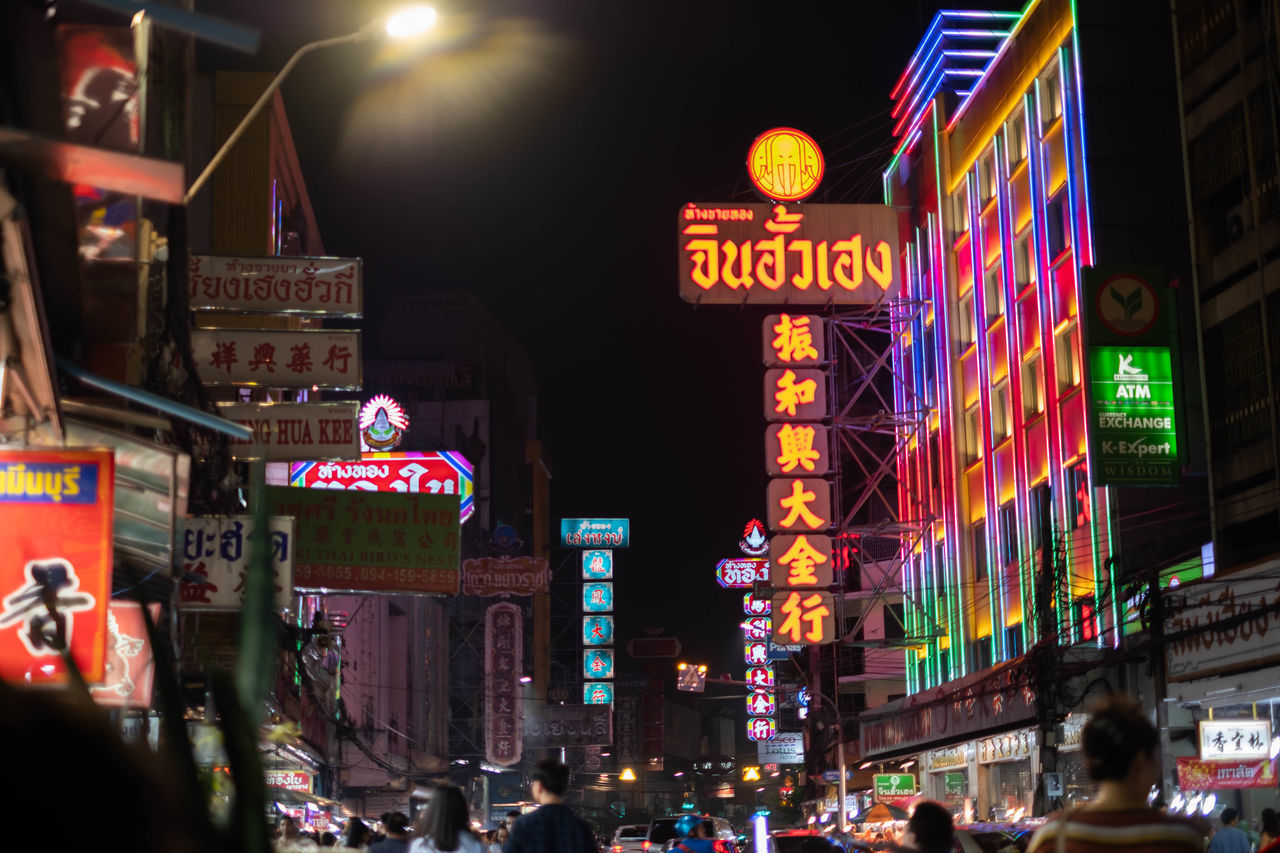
[359,394,408,451]
[746,128,824,202]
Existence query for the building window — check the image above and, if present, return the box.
[1004,623,1024,658]
[1046,193,1068,260]
[953,187,970,237]
[992,382,1012,441]
[1028,482,1050,551]
[885,603,905,640]
[958,292,976,347]
[1066,462,1090,529]
[1040,62,1062,130]
[1014,231,1033,289]
[984,265,1005,322]
[972,519,988,581]
[998,502,1018,568]
[978,149,998,205]
[1074,595,1097,643]
[963,405,982,464]
[1022,353,1045,418]
[1055,324,1081,391]
[1008,109,1028,166]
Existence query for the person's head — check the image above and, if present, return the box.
[1262,807,1279,836]
[383,812,410,838]
[1222,807,1239,827]
[673,815,706,839]
[319,831,337,847]
[507,809,521,825]
[344,818,371,848]
[530,758,571,804]
[278,815,300,839]
[904,801,954,853]
[1082,694,1159,794]
[418,783,471,851]
[496,826,509,842]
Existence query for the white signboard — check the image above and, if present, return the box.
[757,730,805,764]
[179,516,294,610]
[217,402,360,462]
[1199,720,1271,761]
[1167,563,1280,682]
[189,255,362,317]
[192,328,361,389]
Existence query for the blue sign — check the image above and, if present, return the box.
[0,461,100,504]
[582,549,613,579]
[584,649,615,679]
[583,615,614,646]
[584,682,615,704]
[561,518,630,548]
[583,582,614,613]
[767,636,804,661]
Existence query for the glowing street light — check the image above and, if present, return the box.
[183,5,437,205]
[676,661,708,693]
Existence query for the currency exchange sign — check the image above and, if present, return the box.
[678,203,900,304]
[1088,346,1178,485]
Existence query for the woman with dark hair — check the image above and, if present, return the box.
[345,818,373,849]
[409,784,486,853]
[1258,808,1280,853]
[1025,694,1205,852]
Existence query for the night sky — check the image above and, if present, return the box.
[201,0,1024,681]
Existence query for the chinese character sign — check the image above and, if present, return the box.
[192,329,361,389]
[765,423,830,476]
[766,478,833,533]
[678,203,900,304]
[583,615,614,646]
[745,641,770,665]
[772,590,836,645]
[763,314,825,366]
[764,368,828,422]
[745,666,775,689]
[179,516,294,610]
[583,582,614,613]
[585,682,616,705]
[747,716,777,742]
[485,603,523,767]
[769,534,834,588]
[584,649,615,680]
[747,690,777,717]
[0,449,114,684]
[582,549,613,579]
[1198,720,1271,761]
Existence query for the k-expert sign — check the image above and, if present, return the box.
[1088,346,1178,485]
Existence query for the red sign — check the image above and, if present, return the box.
[89,602,160,708]
[743,617,771,640]
[485,603,523,767]
[744,593,771,615]
[748,690,777,717]
[290,452,475,524]
[716,558,769,588]
[266,770,312,792]
[1176,757,1277,790]
[766,478,834,533]
[747,716,778,741]
[746,666,775,688]
[0,449,114,684]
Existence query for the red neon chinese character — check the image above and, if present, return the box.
[776,591,831,643]
[778,479,826,530]
[208,341,238,374]
[774,424,820,473]
[248,342,276,372]
[777,534,828,585]
[771,314,819,362]
[773,369,817,417]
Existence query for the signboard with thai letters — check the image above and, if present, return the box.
[1166,565,1280,682]
[523,703,613,747]
[192,328,361,390]
[179,515,295,610]
[266,770,312,792]
[217,402,360,462]
[189,255,362,317]
[1177,756,1277,790]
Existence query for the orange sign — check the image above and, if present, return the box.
[766,478,833,533]
[763,314,825,366]
[772,590,836,644]
[764,368,828,422]
[747,128,824,202]
[769,534,834,588]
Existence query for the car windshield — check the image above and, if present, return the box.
[649,821,679,844]
[617,826,646,839]
[772,835,825,853]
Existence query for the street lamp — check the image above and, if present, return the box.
[182,5,437,205]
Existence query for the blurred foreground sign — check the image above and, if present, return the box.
[523,703,612,747]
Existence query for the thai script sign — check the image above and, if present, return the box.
[523,704,613,747]
[291,452,474,523]
[485,603,523,767]
[266,770,312,792]
[927,746,969,771]
[874,774,917,798]
[678,203,900,304]
[267,487,459,595]
[192,328,361,389]
[716,557,769,588]
[217,402,360,462]
[461,556,550,596]
[747,129,824,203]
[756,731,804,763]
[179,516,295,610]
[0,449,114,684]
[862,676,1038,758]
[1166,565,1280,682]
[560,518,629,548]
[1198,720,1271,761]
[1177,756,1277,790]
[188,255,362,316]
[89,601,160,709]
[1088,346,1178,485]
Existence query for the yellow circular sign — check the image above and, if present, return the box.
[747,127,824,202]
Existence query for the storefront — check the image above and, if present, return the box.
[923,745,972,816]
[1055,714,1090,806]
[976,728,1036,821]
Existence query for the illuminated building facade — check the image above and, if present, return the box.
[865,0,1211,817]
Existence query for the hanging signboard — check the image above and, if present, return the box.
[585,649,615,680]
[744,593,771,615]
[188,255,363,317]
[291,451,475,523]
[716,557,769,588]
[770,534,834,588]
[266,770,313,792]
[678,203,900,304]
[1167,565,1280,682]
[484,603,523,767]
[267,487,459,595]
[765,423,831,476]
[582,550,614,579]
[1198,720,1271,761]
[747,128,825,202]
[179,516,295,610]
[461,556,550,596]
[747,716,778,742]
[560,518,629,548]
[1177,756,1277,790]
[764,369,829,422]
[88,601,160,709]
[874,774,917,798]
[743,616,771,640]
[766,478,833,533]
[772,590,837,645]
[583,582,614,613]
[583,615,614,646]
[0,448,114,684]
[756,731,805,763]
[217,402,360,462]
[192,328,361,390]
[585,682,615,704]
[1087,346,1179,485]
[763,314,826,366]
[524,704,613,747]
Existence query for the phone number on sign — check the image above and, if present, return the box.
[295,563,457,592]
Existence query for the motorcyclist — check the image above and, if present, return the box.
[669,815,717,853]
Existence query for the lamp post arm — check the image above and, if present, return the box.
[183,29,371,205]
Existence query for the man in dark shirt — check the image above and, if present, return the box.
[503,759,597,853]
[368,812,411,853]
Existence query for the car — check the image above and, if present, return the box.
[769,828,840,852]
[645,815,737,852]
[611,823,650,853]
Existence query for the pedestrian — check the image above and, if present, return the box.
[410,783,486,853]
[1208,808,1252,853]
[493,826,509,851]
[901,801,954,853]
[668,814,716,852]
[505,811,521,831]
[369,813,412,853]
[502,758,598,853]
[320,832,339,848]
[1260,808,1280,851]
[1024,694,1205,852]
[345,818,373,849]
[280,815,303,842]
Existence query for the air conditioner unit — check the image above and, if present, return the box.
[1226,201,1253,243]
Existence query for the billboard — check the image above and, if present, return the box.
[561,518,629,548]
[217,402,360,462]
[523,704,613,747]
[485,603,523,767]
[192,328,361,390]
[461,556,550,596]
[678,203,900,304]
[291,452,474,523]
[179,516,295,610]
[757,731,805,763]
[1087,346,1178,485]
[0,449,114,684]
[267,487,459,594]
[188,255,362,316]
[715,558,769,588]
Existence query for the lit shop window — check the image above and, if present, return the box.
[958,292,976,348]
[1008,110,1028,167]
[992,382,1012,441]
[1055,324,1081,391]
[1040,61,1063,131]
[984,264,1006,323]
[972,519,988,581]
[1022,353,1045,418]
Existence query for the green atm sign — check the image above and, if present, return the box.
[873,773,916,798]
[1088,346,1178,485]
